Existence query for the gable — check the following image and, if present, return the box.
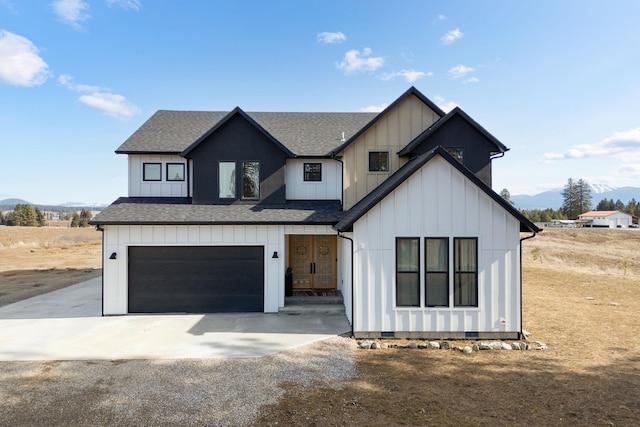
[337,90,443,210]
[335,146,539,233]
[184,111,289,205]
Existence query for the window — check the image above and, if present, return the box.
[425,238,449,307]
[454,238,478,307]
[446,147,464,163]
[303,162,322,181]
[166,163,185,181]
[242,161,260,199]
[143,163,161,181]
[396,238,420,306]
[219,161,236,198]
[368,151,389,172]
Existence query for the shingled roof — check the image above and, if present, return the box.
[115,110,378,156]
[91,198,345,225]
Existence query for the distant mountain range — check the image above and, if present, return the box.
[2,186,639,212]
[512,186,640,210]
[0,198,106,212]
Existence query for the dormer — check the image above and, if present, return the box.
[397,107,508,187]
[181,108,294,205]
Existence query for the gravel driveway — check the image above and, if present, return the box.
[0,336,356,426]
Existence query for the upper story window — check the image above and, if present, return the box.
[219,161,260,200]
[166,163,185,181]
[303,163,322,182]
[446,147,464,163]
[242,161,260,199]
[368,151,389,172]
[219,161,236,199]
[143,163,162,181]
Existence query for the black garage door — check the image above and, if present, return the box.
[128,246,264,313]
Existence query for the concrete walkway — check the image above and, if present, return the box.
[0,278,352,361]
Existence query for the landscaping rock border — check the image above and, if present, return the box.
[358,339,548,352]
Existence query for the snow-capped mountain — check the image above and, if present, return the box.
[511,184,640,209]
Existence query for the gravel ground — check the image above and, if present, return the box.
[0,336,356,426]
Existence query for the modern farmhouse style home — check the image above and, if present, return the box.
[92,87,540,339]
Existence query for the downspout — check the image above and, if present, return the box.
[95,225,105,317]
[519,229,539,339]
[337,232,355,337]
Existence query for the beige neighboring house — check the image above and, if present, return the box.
[578,210,634,228]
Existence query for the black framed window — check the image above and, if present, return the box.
[446,147,464,163]
[303,162,322,181]
[242,161,260,199]
[396,237,420,307]
[219,161,236,199]
[368,151,389,172]
[166,163,185,181]
[143,163,161,181]
[454,238,478,307]
[425,238,449,307]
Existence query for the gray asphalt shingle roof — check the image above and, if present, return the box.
[91,198,345,225]
[116,110,378,156]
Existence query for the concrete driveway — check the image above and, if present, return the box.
[0,278,351,361]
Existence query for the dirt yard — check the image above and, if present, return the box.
[255,228,640,426]
[1,227,639,425]
[0,226,101,307]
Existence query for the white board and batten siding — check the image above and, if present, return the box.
[102,223,337,315]
[128,155,189,197]
[285,159,342,201]
[351,156,522,338]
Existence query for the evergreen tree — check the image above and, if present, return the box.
[614,199,625,211]
[0,210,3,225]
[561,178,578,219]
[499,188,514,205]
[596,198,614,211]
[575,179,592,214]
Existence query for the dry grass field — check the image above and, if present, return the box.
[0,226,101,306]
[256,228,640,426]
[0,226,638,425]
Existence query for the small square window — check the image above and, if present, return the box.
[446,147,464,163]
[369,151,389,172]
[143,163,161,181]
[303,163,322,181]
[166,163,185,181]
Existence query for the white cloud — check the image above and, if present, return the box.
[434,95,458,113]
[317,31,346,44]
[542,127,640,162]
[379,69,432,83]
[105,0,142,11]
[336,48,384,74]
[79,92,140,119]
[58,74,108,92]
[463,77,479,84]
[438,14,447,21]
[52,0,90,28]
[0,30,51,87]
[448,64,474,79]
[441,28,463,45]
[360,104,387,113]
[59,74,139,119]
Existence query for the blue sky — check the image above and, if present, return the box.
[1,1,639,205]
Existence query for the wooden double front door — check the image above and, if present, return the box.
[288,235,337,290]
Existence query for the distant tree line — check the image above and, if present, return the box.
[0,204,46,226]
[0,204,93,227]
